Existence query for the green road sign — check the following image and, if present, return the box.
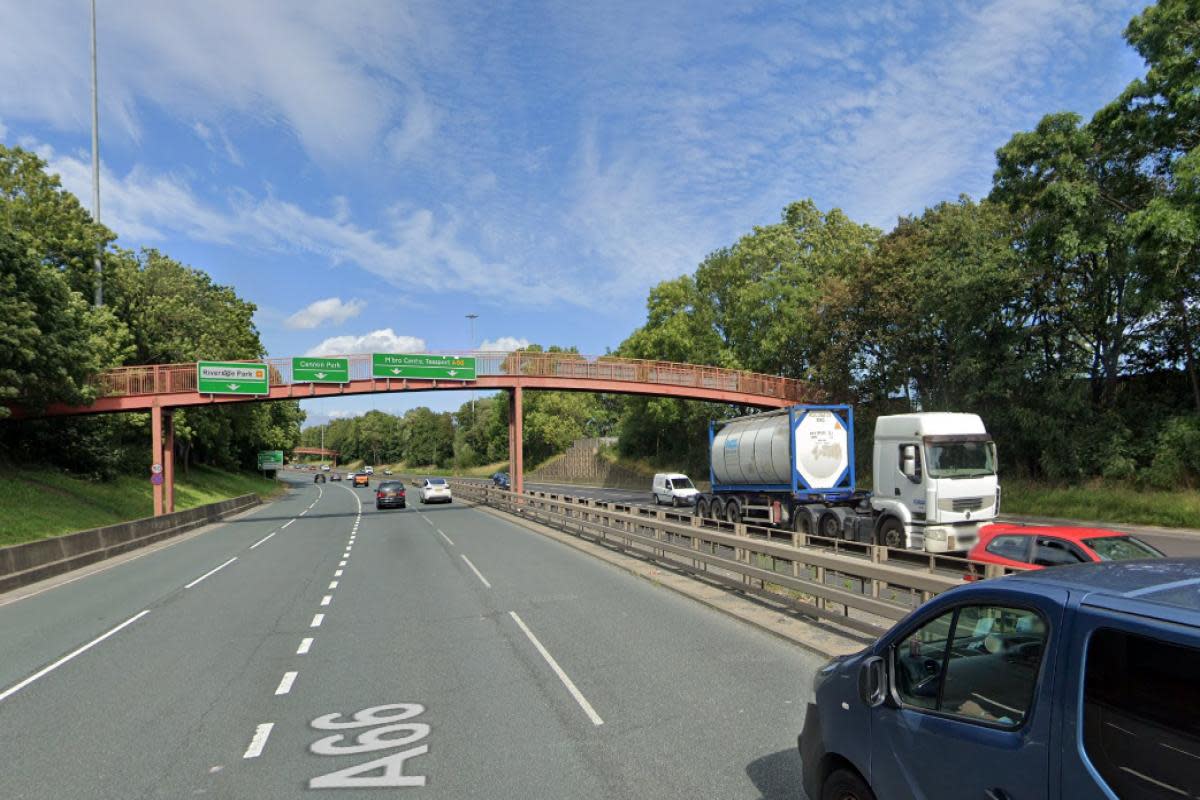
[197,361,271,395]
[292,357,350,383]
[371,353,477,381]
[257,450,284,470]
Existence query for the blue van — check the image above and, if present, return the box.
[800,559,1200,800]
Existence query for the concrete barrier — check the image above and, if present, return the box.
[0,494,261,594]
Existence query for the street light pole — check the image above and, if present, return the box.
[90,0,103,307]
[466,313,479,419]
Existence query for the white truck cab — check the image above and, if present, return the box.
[652,473,699,507]
[871,413,999,553]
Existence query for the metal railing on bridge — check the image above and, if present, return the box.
[451,481,1022,638]
[92,351,815,403]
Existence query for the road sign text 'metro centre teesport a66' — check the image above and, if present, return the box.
[371,354,477,380]
[197,361,270,395]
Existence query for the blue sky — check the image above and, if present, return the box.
[0,0,1147,425]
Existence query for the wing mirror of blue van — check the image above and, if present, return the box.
[858,656,887,707]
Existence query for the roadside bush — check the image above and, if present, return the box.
[1146,417,1200,489]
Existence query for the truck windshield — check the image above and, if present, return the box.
[925,441,996,478]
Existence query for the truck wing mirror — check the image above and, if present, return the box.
[901,446,918,481]
[858,656,887,708]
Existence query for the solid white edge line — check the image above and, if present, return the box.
[508,611,603,726]
[184,556,238,589]
[460,554,492,589]
[311,613,324,627]
[242,722,275,758]
[274,671,297,695]
[281,519,294,529]
[249,531,276,549]
[0,609,151,704]
[320,595,332,606]
[297,637,313,655]
[437,529,455,546]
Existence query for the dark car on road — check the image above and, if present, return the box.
[492,472,510,489]
[375,481,406,509]
[800,558,1200,800]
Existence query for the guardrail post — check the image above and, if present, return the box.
[734,522,750,585]
[654,510,666,558]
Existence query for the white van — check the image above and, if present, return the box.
[652,473,699,507]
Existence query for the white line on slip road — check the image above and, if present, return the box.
[297,637,314,655]
[509,611,604,726]
[320,595,332,606]
[299,509,308,516]
[311,613,324,628]
[437,528,454,546]
[334,569,343,577]
[338,560,347,567]
[328,581,338,589]
[184,557,238,589]
[423,516,435,528]
[275,671,297,695]
[243,723,275,759]
[281,519,294,529]
[249,531,276,549]
[0,610,150,704]
[460,555,492,589]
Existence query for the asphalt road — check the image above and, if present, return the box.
[523,481,1200,558]
[0,474,824,799]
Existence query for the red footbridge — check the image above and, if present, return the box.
[14,351,818,517]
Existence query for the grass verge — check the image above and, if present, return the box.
[1002,480,1200,530]
[0,464,284,547]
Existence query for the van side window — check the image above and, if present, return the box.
[1083,629,1200,799]
[893,605,1047,728]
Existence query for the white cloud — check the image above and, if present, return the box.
[305,328,425,357]
[285,297,366,330]
[328,409,364,420]
[479,336,530,352]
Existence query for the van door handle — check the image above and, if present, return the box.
[986,789,1011,800]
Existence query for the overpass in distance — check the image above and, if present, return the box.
[17,351,819,516]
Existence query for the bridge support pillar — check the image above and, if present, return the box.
[152,404,164,517]
[508,387,524,495]
[164,411,175,513]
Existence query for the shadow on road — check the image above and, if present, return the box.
[745,748,806,800]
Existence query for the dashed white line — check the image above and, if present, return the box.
[509,611,604,726]
[338,560,347,567]
[184,557,238,589]
[311,613,325,628]
[242,723,275,759]
[275,671,298,695]
[281,520,295,529]
[320,595,332,606]
[299,509,308,516]
[460,554,492,588]
[423,516,435,528]
[0,610,150,704]
[437,529,455,546]
[334,569,343,577]
[328,581,338,589]
[249,532,276,549]
[297,637,314,655]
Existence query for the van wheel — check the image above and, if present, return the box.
[877,518,904,549]
[821,768,876,800]
[819,511,842,540]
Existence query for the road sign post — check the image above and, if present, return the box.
[371,354,477,381]
[197,361,270,395]
[292,357,350,384]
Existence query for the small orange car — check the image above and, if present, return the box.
[353,473,369,488]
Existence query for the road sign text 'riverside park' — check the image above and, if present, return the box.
[371,354,476,381]
[197,362,270,395]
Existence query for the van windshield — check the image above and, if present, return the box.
[926,441,996,478]
[672,477,695,490]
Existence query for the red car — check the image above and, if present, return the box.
[966,523,1163,579]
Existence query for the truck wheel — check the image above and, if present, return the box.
[821,768,876,800]
[792,509,813,534]
[725,499,741,524]
[819,511,842,540]
[696,498,709,518]
[710,498,726,521]
[877,518,905,549]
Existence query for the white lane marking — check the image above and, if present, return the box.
[275,671,298,695]
[184,557,238,589]
[328,581,338,589]
[243,723,275,758]
[339,561,347,567]
[460,555,492,589]
[282,519,295,529]
[508,611,604,726]
[423,516,435,528]
[300,509,308,516]
[249,531,276,549]
[0,610,150,704]
[321,595,332,606]
[334,569,343,577]
[311,613,325,627]
[297,637,314,655]
[436,529,454,546]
